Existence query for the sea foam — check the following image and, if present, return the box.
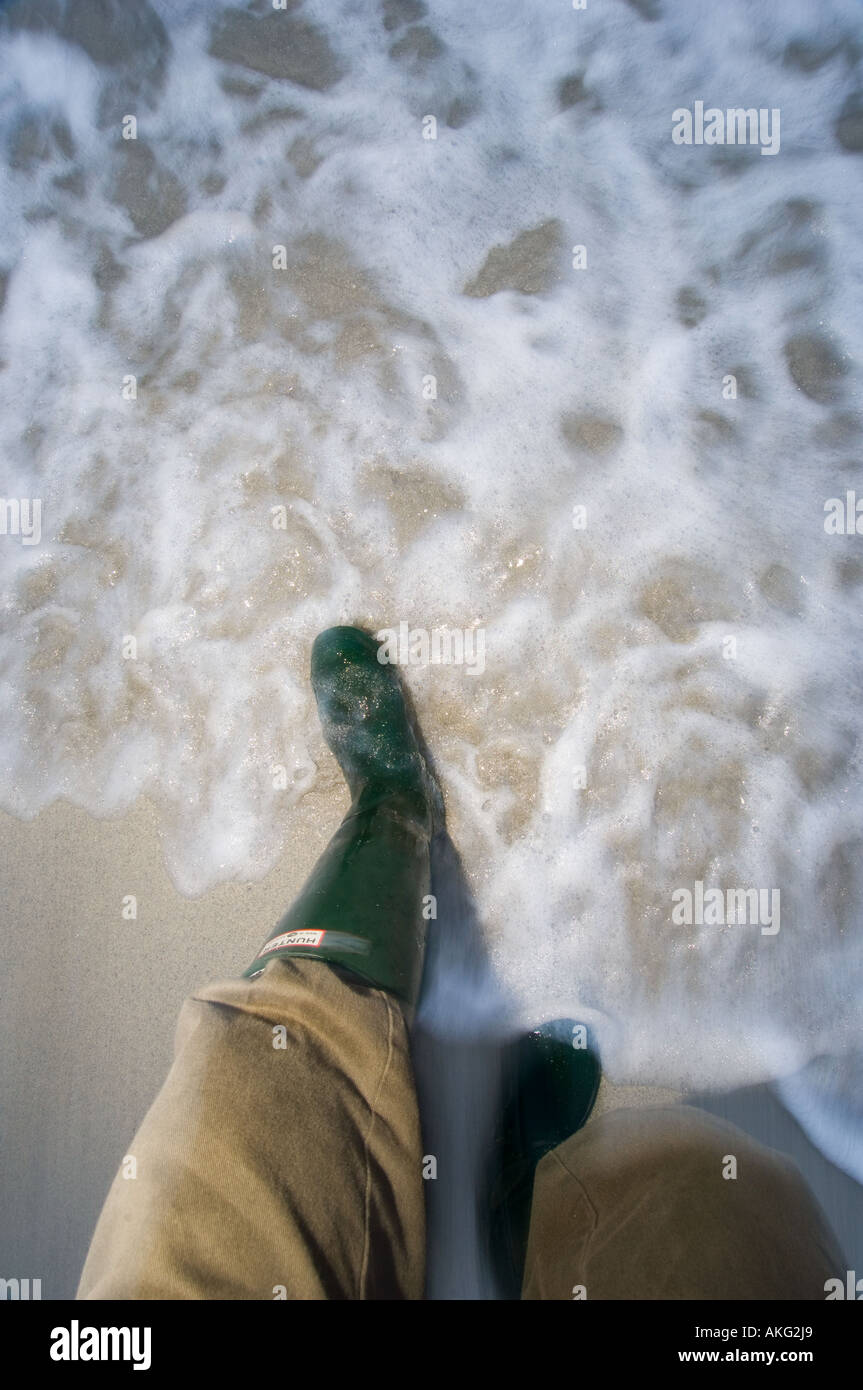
[0,0,861,1176]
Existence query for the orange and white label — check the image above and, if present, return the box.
[257,928,326,957]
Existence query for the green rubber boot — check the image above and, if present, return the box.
[243,626,443,1010]
[487,1019,601,1298]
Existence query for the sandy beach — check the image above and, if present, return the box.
[2,0,862,1300]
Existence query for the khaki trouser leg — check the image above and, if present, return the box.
[78,957,425,1300]
[522,1105,845,1300]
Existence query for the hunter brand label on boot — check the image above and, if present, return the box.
[257,929,326,957]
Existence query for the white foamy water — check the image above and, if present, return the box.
[1,0,862,1174]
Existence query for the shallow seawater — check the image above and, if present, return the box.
[1,0,862,1175]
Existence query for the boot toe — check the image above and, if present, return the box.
[311,626,382,677]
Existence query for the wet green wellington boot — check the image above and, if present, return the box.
[487,1019,601,1298]
[243,626,443,1011]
